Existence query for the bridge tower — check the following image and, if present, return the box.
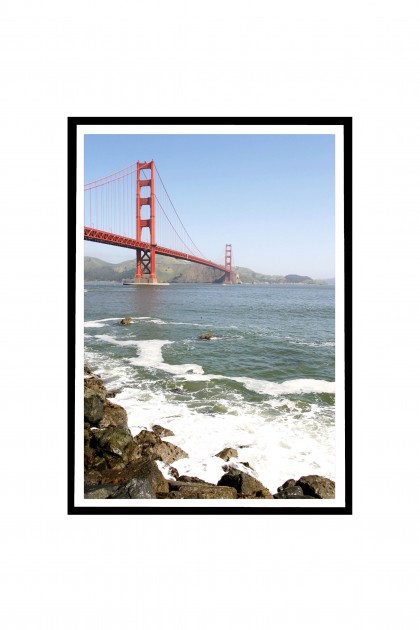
[224,243,234,284]
[135,160,157,283]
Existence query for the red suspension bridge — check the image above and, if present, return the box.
[84,161,235,284]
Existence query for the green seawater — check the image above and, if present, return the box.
[83,283,336,490]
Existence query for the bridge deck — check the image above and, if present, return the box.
[84,227,227,272]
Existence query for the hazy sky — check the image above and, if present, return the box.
[84,133,335,278]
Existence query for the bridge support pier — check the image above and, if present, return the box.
[135,160,157,283]
[135,247,157,283]
[223,244,234,284]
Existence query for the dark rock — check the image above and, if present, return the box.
[273,491,287,499]
[283,485,304,498]
[84,442,96,470]
[199,332,214,340]
[84,424,107,471]
[84,401,140,487]
[153,441,189,465]
[215,447,238,461]
[84,368,141,477]
[217,467,273,499]
[134,429,159,446]
[100,459,169,497]
[167,481,237,499]
[96,426,140,469]
[84,374,107,396]
[84,389,105,425]
[134,430,188,465]
[152,424,175,438]
[99,400,128,429]
[120,317,133,325]
[106,389,122,398]
[110,476,157,499]
[176,476,208,484]
[84,486,113,499]
[296,475,335,499]
[84,470,102,485]
[168,466,179,479]
[278,479,296,491]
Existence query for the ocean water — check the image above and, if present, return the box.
[84,283,335,493]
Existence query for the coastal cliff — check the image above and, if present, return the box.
[84,256,327,285]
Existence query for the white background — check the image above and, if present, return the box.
[1,1,419,628]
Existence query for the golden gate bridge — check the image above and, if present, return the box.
[84,161,234,284]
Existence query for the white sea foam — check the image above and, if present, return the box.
[232,377,335,396]
[85,317,157,328]
[169,321,207,327]
[95,334,137,347]
[131,316,154,321]
[94,333,335,394]
[128,389,334,492]
[129,340,204,375]
[102,368,336,492]
[89,333,336,492]
[169,372,335,396]
[95,334,204,375]
[289,339,335,348]
[84,317,126,328]
[155,461,177,480]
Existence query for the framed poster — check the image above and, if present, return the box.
[68,117,352,514]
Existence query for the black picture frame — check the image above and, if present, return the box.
[68,117,352,515]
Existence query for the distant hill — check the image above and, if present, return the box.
[84,256,224,283]
[234,266,286,284]
[84,256,326,284]
[235,267,325,285]
[285,274,311,283]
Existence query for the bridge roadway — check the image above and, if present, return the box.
[84,227,227,273]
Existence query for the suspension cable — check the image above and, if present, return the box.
[85,161,138,186]
[154,194,201,257]
[154,164,207,259]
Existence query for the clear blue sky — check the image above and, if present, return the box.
[84,133,335,278]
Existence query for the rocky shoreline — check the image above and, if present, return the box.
[84,365,335,500]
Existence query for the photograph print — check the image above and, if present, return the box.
[69,117,352,514]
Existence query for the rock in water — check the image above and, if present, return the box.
[93,459,170,499]
[120,317,133,325]
[215,447,238,461]
[99,399,128,429]
[134,429,189,465]
[217,467,273,498]
[95,426,139,470]
[152,424,175,438]
[278,479,296,491]
[296,475,335,499]
[283,485,304,498]
[84,389,105,425]
[199,332,214,340]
